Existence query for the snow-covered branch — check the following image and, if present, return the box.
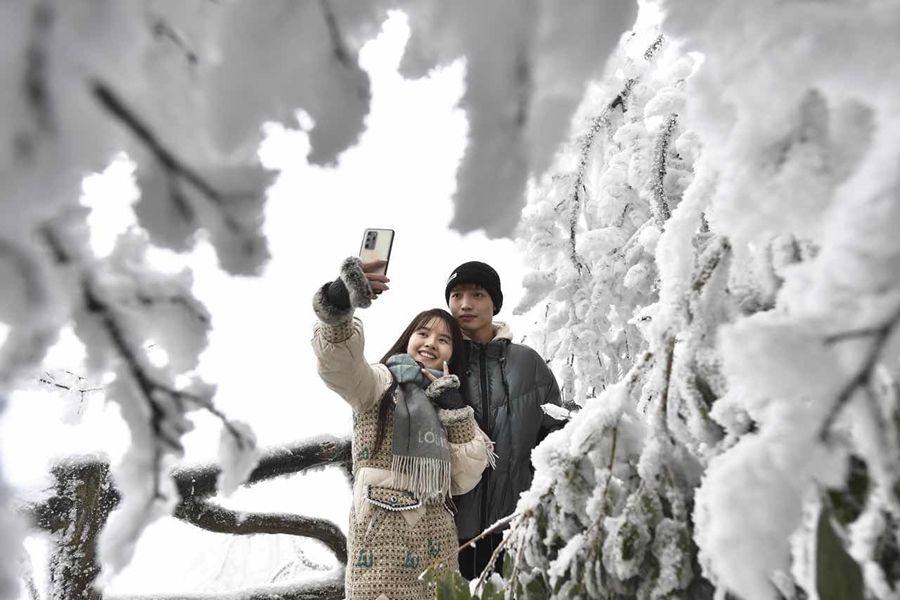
[649,112,678,227]
[558,79,636,276]
[171,436,351,500]
[93,81,217,213]
[174,501,347,565]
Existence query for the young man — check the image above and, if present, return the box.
[444,261,563,580]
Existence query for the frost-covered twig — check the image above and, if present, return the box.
[457,511,520,554]
[474,530,513,595]
[650,113,678,227]
[624,351,652,391]
[271,549,331,580]
[643,34,665,61]
[685,236,731,324]
[508,529,527,600]
[656,239,729,433]
[819,305,900,439]
[557,79,636,275]
[691,237,730,295]
[460,512,524,592]
[657,337,676,430]
[38,370,104,403]
[602,426,619,502]
[174,500,347,564]
[615,220,652,260]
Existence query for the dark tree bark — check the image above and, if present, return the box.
[45,460,118,600]
[172,435,352,500]
[174,500,348,564]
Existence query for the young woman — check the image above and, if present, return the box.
[312,257,492,600]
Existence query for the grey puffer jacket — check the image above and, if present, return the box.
[453,323,563,540]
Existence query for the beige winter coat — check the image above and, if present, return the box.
[312,317,490,600]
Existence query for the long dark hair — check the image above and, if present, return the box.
[372,308,467,454]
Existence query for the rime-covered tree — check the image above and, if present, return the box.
[483,2,900,600]
[0,1,636,598]
[497,22,715,600]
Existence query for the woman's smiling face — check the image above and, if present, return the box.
[406,317,453,370]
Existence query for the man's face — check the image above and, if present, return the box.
[448,284,494,335]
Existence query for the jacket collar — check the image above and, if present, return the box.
[463,322,512,360]
[462,321,512,344]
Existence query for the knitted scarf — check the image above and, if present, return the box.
[385,354,452,501]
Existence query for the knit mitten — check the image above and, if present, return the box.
[425,374,466,410]
[312,257,375,325]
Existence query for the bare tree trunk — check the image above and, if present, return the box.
[45,461,117,600]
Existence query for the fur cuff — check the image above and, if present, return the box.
[440,405,476,443]
[340,257,374,309]
[437,404,474,425]
[425,374,460,399]
[312,282,354,325]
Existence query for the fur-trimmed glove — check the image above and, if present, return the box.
[425,374,466,411]
[312,257,375,325]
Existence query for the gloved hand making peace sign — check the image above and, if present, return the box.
[422,360,466,411]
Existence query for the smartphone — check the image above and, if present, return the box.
[358,228,394,276]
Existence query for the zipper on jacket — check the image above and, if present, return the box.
[479,345,491,531]
[479,346,491,436]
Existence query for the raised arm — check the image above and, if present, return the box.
[311,257,392,412]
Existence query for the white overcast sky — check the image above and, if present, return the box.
[2,13,537,595]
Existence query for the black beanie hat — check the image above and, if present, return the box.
[445,261,503,315]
